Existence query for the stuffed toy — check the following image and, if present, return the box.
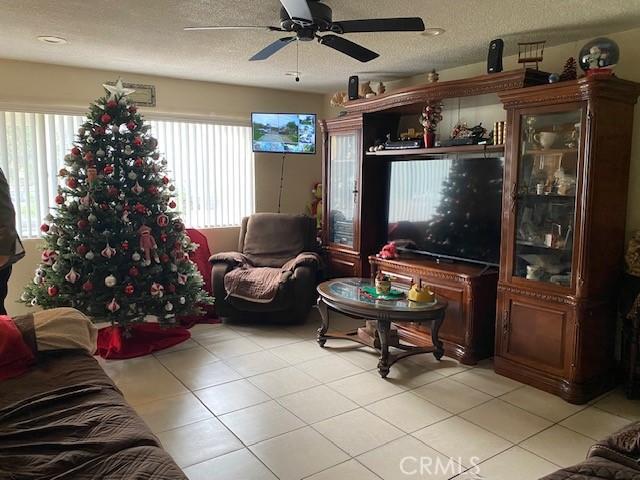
[306,182,323,231]
[378,241,398,259]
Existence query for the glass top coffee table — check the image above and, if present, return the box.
[316,277,448,378]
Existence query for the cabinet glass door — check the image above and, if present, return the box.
[512,109,582,287]
[328,132,358,247]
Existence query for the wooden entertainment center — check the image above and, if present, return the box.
[320,69,640,403]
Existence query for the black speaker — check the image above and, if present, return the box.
[487,39,504,74]
[348,75,359,100]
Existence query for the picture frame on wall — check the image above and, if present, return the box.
[105,81,156,107]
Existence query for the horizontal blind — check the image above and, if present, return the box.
[148,120,254,229]
[0,111,255,238]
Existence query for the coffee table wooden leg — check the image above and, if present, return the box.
[432,311,445,360]
[317,297,329,348]
[377,319,391,378]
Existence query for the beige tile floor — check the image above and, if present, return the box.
[97,310,640,480]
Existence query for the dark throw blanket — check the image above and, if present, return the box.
[0,351,186,480]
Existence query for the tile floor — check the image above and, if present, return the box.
[97,310,640,480]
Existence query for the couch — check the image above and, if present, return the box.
[541,421,640,479]
[210,213,322,322]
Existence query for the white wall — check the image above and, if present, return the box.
[0,59,324,316]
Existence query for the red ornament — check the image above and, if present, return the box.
[162,176,169,185]
[127,121,137,131]
[135,203,146,214]
[77,219,88,230]
[121,241,129,251]
[55,194,64,205]
[103,165,114,175]
[168,200,177,209]
[100,113,112,124]
[134,157,144,167]
[94,126,105,136]
[84,151,95,163]
[128,105,137,114]
[160,253,170,263]
[123,284,135,295]
[133,136,143,146]
[76,244,88,256]
[107,99,118,109]
[66,178,77,189]
[107,186,119,197]
[100,202,110,211]
[71,147,81,156]
[160,232,168,243]
[82,280,93,292]
[40,223,50,233]
[147,185,158,195]
[128,266,140,277]
[167,283,176,294]
[47,285,59,297]
[156,214,169,227]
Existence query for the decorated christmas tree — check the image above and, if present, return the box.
[21,79,213,327]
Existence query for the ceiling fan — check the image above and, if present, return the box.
[184,0,425,63]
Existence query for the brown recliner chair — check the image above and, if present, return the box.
[210,213,322,322]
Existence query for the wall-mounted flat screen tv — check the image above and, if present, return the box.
[251,112,316,154]
[387,156,504,266]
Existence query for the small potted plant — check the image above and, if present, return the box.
[419,102,443,148]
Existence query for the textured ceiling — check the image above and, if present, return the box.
[1,0,640,93]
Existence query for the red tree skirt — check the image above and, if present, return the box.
[96,323,191,359]
[178,304,219,329]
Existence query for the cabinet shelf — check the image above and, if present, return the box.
[365,144,505,157]
[516,240,569,251]
[524,148,578,155]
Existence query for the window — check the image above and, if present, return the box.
[0,110,255,238]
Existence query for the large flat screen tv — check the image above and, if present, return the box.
[387,156,504,266]
[251,112,316,154]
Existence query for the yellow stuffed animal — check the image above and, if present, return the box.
[408,283,435,303]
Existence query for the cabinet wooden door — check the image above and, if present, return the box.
[496,291,574,376]
[326,131,360,250]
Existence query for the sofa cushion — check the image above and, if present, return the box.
[241,213,314,267]
[540,455,640,479]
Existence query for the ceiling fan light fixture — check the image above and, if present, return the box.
[422,28,445,37]
[37,35,68,44]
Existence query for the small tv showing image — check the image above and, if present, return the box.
[252,112,316,154]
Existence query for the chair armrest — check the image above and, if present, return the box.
[588,421,640,471]
[209,251,251,268]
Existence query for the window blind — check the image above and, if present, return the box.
[0,111,255,238]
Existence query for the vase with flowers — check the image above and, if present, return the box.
[420,102,443,148]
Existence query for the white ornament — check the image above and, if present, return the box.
[101,243,116,258]
[56,237,65,247]
[64,267,80,284]
[96,148,105,158]
[31,298,38,306]
[36,268,45,278]
[179,296,186,304]
[104,274,117,287]
[88,213,98,223]
[102,78,136,100]
[106,297,120,312]
[20,291,30,302]
[128,171,137,180]
[124,145,133,156]
[51,261,61,273]
[164,301,174,312]
[87,136,95,143]
[132,252,141,262]
[33,275,42,285]
[131,181,144,195]
[85,251,95,260]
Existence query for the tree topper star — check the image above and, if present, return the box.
[102,78,136,100]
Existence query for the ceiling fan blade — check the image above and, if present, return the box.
[280,0,313,23]
[249,37,296,61]
[331,17,425,34]
[318,34,379,63]
[184,25,282,31]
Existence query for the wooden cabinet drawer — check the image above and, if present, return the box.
[325,250,361,278]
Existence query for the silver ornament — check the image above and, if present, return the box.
[168,185,175,192]
[128,171,137,180]
[132,252,141,262]
[164,301,174,312]
[85,251,95,260]
[36,268,46,278]
[33,275,42,285]
[96,148,105,158]
[88,213,98,223]
[51,261,61,272]
[161,158,168,166]
[104,274,117,287]
[57,237,65,247]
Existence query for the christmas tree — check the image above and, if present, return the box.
[560,57,578,81]
[21,79,213,327]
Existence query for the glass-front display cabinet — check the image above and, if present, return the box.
[326,131,359,248]
[511,108,583,288]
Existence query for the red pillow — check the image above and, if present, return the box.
[0,315,35,381]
